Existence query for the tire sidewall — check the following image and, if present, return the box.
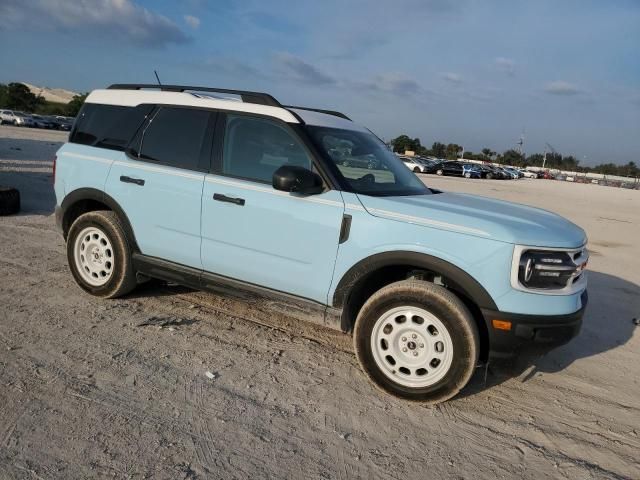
[67,212,131,297]
[355,286,478,401]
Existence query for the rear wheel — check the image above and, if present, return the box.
[354,280,479,403]
[464,172,471,178]
[67,210,137,298]
[436,169,443,176]
[413,167,421,173]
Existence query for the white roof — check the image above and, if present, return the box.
[86,88,367,132]
[86,89,299,123]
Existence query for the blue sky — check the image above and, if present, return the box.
[1,0,638,165]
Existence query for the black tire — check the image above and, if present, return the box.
[67,210,137,298]
[413,167,421,173]
[354,280,479,403]
[0,186,20,216]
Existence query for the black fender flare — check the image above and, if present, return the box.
[58,188,140,252]
[332,251,498,312]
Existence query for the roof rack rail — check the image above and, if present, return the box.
[284,105,351,121]
[107,84,281,107]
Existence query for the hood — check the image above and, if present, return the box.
[356,192,587,248]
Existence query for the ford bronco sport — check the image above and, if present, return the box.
[54,84,588,403]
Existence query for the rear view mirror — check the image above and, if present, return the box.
[273,165,324,195]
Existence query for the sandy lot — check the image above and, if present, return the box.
[1,125,638,479]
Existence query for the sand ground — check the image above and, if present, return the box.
[1,125,638,479]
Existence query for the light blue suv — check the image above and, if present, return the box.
[54,84,588,402]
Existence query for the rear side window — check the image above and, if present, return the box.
[70,103,153,151]
[138,107,212,171]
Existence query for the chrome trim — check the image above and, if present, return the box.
[510,244,588,296]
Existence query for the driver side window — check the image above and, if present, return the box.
[222,115,312,184]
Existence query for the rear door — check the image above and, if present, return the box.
[200,113,344,303]
[105,106,215,269]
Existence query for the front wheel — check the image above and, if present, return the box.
[354,280,479,403]
[67,210,137,298]
[464,172,471,178]
[436,169,443,176]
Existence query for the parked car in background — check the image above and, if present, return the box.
[31,114,58,129]
[0,109,19,125]
[435,161,466,177]
[502,167,522,179]
[54,116,74,131]
[475,164,499,179]
[520,169,537,179]
[399,156,426,173]
[537,171,555,180]
[13,111,35,127]
[497,167,518,179]
[461,163,482,179]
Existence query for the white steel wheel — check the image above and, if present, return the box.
[464,172,471,178]
[73,226,115,287]
[370,306,454,388]
[436,169,443,175]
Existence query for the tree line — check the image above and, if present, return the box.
[390,134,639,178]
[0,82,87,117]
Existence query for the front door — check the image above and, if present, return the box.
[200,114,344,303]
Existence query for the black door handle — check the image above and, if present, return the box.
[213,193,245,206]
[120,175,145,186]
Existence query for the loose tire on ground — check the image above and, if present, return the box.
[353,280,479,403]
[0,186,20,216]
[67,210,137,298]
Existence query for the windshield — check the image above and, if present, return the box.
[306,126,430,196]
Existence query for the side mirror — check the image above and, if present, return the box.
[272,165,324,195]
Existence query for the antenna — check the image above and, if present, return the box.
[154,70,162,86]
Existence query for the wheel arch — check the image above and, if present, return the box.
[60,188,139,252]
[332,251,496,358]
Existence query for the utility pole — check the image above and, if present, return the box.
[543,142,557,170]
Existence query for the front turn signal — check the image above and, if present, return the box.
[492,319,512,331]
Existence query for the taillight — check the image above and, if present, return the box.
[52,155,57,184]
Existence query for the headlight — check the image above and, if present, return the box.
[511,245,588,294]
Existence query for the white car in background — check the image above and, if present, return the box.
[0,110,19,125]
[520,169,537,178]
[398,155,426,173]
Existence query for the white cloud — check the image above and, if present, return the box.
[0,0,189,47]
[544,80,581,96]
[362,73,423,95]
[273,52,336,85]
[494,57,515,76]
[442,72,463,84]
[184,15,200,29]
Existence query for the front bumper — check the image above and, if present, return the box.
[482,290,588,358]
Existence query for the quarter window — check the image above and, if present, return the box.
[139,107,211,171]
[71,103,154,151]
[222,115,312,184]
